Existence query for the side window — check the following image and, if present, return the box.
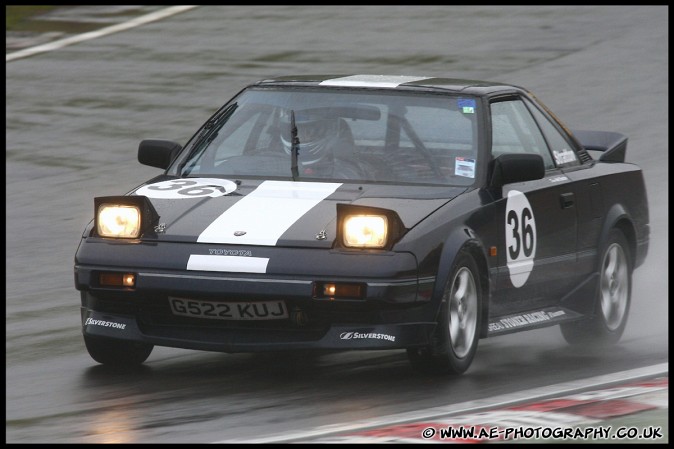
[525,99,579,168]
[491,99,555,170]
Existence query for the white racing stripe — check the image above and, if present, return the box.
[197,180,342,246]
[186,255,269,273]
[320,74,430,88]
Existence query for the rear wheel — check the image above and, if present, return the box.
[84,335,154,366]
[561,229,631,346]
[408,252,482,375]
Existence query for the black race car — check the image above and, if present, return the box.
[74,75,649,374]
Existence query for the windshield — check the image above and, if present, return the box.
[179,87,480,186]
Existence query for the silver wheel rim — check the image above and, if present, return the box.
[600,243,629,331]
[447,267,478,358]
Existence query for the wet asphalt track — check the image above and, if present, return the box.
[6,6,668,443]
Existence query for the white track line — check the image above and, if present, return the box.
[216,363,668,444]
[6,5,199,63]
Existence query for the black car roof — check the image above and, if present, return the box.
[253,74,525,96]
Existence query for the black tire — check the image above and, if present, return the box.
[407,252,482,375]
[84,335,154,366]
[560,228,632,346]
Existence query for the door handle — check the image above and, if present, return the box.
[560,192,575,209]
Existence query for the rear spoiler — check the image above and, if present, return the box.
[572,130,628,163]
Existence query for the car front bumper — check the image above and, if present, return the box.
[80,306,436,352]
[75,239,438,352]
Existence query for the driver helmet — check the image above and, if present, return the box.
[280,110,340,166]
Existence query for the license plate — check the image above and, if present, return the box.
[168,297,288,320]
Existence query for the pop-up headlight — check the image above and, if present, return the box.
[343,215,388,248]
[337,204,405,250]
[94,195,159,239]
[97,205,141,238]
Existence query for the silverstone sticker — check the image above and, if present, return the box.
[197,180,342,246]
[339,331,396,342]
[135,178,237,199]
[505,190,537,288]
[458,98,476,114]
[553,149,577,165]
[455,157,476,178]
[84,317,127,330]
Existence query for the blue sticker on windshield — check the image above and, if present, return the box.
[458,98,476,114]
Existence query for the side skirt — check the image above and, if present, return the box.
[487,306,584,337]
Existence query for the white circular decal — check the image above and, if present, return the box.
[505,190,536,288]
[135,178,237,199]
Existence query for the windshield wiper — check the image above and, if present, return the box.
[178,103,238,175]
[290,110,300,181]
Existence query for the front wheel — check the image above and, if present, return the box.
[560,228,632,346]
[408,252,482,375]
[84,335,154,366]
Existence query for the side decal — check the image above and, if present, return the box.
[197,180,342,246]
[488,307,578,335]
[505,190,537,288]
[489,310,558,332]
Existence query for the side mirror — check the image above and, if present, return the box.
[489,153,545,188]
[138,139,182,170]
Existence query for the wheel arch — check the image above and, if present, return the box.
[433,227,491,338]
[600,204,637,271]
[560,205,634,347]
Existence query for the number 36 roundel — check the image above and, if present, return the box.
[505,190,537,288]
[136,178,238,199]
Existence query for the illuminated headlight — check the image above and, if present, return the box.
[343,215,388,248]
[97,204,141,238]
